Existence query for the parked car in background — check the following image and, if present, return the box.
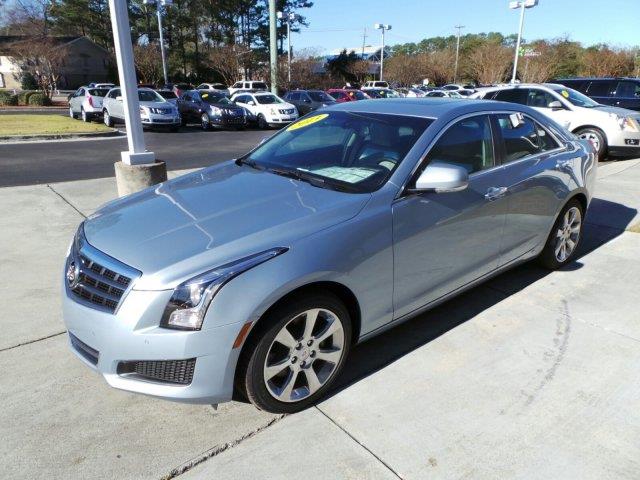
[425,90,464,98]
[62,99,596,413]
[102,87,181,131]
[552,77,640,111]
[473,83,640,158]
[363,80,389,88]
[68,86,111,122]
[196,82,228,92]
[397,87,426,98]
[228,80,269,96]
[178,90,247,130]
[88,82,115,89]
[231,91,298,129]
[361,88,401,99]
[172,83,193,98]
[156,89,179,106]
[326,88,370,102]
[283,89,337,114]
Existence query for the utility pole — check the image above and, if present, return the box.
[108,0,165,196]
[509,0,539,83]
[277,11,301,84]
[269,0,278,94]
[454,25,464,84]
[374,23,391,82]
[361,26,367,57]
[143,0,172,87]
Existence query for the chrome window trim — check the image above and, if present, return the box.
[396,109,570,199]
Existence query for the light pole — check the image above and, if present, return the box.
[509,0,538,83]
[143,0,172,87]
[277,11,301,84]
[454,25,465,84]
[268,0,278,94]
[108,0,165,196]
[374,23,391,81]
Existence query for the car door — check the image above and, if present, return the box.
[110,88,124,118]
[392,114,509,319]
[526,88,575,130]
[492,113,570,263]
[613,80,640,111]
[70,88,84,113]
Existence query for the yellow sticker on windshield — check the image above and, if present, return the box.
[287,114,328,131]
[561,90,570,98]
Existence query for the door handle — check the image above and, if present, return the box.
[485,186,508,201]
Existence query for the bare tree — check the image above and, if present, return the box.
[206,44,253,86]
[133,44,163,85]
[346,60,372,84]
[580,46,635,77]
[7,36,67,96]
[466,43,511,85]
[425,49,456,85]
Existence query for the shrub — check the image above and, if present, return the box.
[20,72,38,91]
[0,91,19,106]
[28,93,52,106]
[18,90,36,105]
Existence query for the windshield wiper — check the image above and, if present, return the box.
[236,157,263,170]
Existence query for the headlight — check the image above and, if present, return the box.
[160,248,288,330]
[139,106,148,114]
[620,116,639,132]
[211,106,222,116]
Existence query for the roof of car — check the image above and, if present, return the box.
[328,98,518,119]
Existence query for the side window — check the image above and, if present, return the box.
[615,81,640,98]
[493,89,529,105]
[289,92,300,101]
[586,81,614,97]
[182,93,192,102]
[535,122,560,152]
[232,82,242,89]
[527,89,556,108]
[495,114,541,162]
[424,115,495,175]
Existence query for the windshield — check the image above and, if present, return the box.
[256,94,283,105]
[241,111,432,193]
[157,90,177,99]
[352,90,369,100]
[253,82,268,90]
[88,88,110,97]
[201,91,231,104]
[308,91,334,102]
[138,90,165,102]
[549,86,599,108]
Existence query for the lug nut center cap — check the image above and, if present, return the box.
[300,348,310,361]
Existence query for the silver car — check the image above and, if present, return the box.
[102,87,181,130]
[68,86,111,122]
[62,99,596,413]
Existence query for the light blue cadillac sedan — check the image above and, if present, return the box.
[63,99,596,413]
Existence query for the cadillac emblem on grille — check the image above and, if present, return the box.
[66,261,80,289]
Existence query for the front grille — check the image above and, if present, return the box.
[69,253,132,313]
[117,359,196,385]
[278,108,295,115]
[223,108,242,116]
[69,333,99,365]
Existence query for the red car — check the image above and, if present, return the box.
[326,88,371,102]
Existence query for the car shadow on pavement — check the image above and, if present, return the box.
[326,197,637,400]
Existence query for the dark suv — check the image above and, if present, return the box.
[552,77,640,111]
[282,90,336,115]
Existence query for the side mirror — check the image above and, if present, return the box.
[410,162,469,193]
[67,94,73,100]
[548,100,564,110]
[116,96,123,102]
[247,101,255,106]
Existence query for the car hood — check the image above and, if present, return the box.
[587,104,638,117]
[140,100,174,109]
[84,161,370,289]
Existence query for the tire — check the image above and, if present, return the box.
[576,127,607,160]
[81,108,90,123]
[69,106,76,119]
[201,113,211,131]
[257,114,268,130]
[538,198,584,270]
[180,117,187,127]
[103,109,114,127]
[240,292,352,413]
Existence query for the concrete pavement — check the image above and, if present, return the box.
[1,159,639,479]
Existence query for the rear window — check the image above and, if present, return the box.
[308,91,334,102]
[88,88,110,97]
[157,90,177,99]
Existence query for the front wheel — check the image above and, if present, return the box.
[538,198,584,270]
[201,113,211,131]
[241,293,352,413]
[257,114,268,130]
[81,108,90,122]
[576,127,607,161]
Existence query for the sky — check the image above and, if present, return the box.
[291,0,639,54]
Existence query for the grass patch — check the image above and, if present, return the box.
[0,114,112,136]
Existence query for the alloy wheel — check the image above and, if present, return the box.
[554,206,581,262]
[81,109,88,122]
[263,308,345,403]
[579,131,601,153]
[69,107,74,119]
[201,113,210,130]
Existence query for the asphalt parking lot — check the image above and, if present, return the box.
[1,130,640,478]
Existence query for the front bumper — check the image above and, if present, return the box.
[141,113,181,127]
[267,114,298,127]
[210,114,248,128]
[608,144,640,157]
[62,286,243,404]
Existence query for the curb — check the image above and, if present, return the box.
[0,129,123,142]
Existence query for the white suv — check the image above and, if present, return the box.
[228,80,269,96]
[474,83,640,158]
[363,81,389,89]
[231,92,298,129]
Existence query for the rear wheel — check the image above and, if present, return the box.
[576,127,606,160]
[81,108,90,122]
[103,110,114,127]
[240,293,351,413]
[538,198,584,270]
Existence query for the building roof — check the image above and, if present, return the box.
[0,35,103,55]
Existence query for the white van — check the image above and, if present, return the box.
[363,81,389,89]
[228,80,269,96]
